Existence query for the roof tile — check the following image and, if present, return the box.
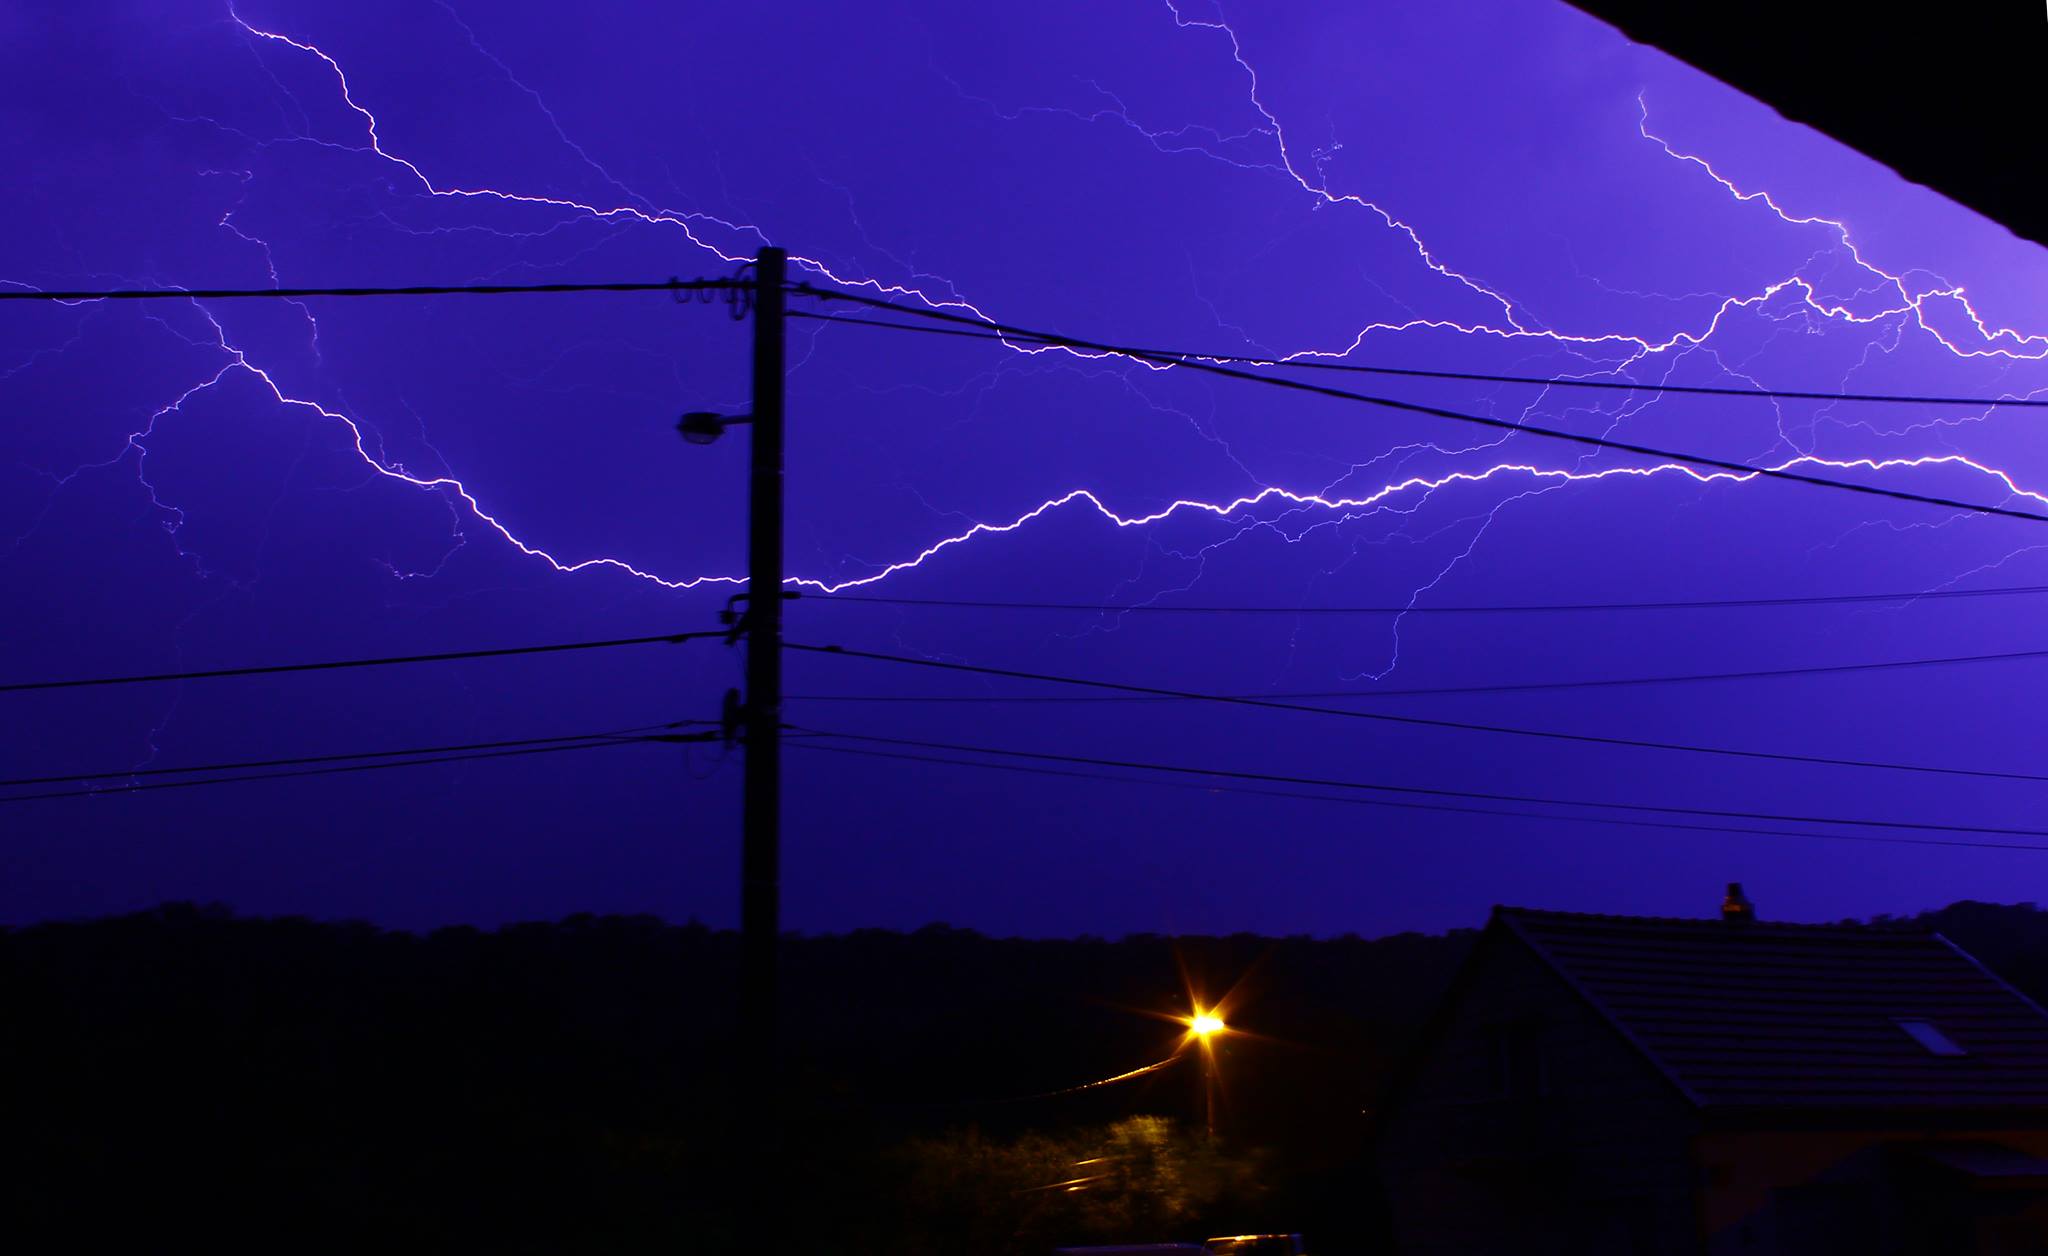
[1498,907,2048,1108]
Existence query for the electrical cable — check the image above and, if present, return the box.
[787,309,2048,411]
[806,583,2048,615]
[785,643,2048,704]
[0,720,700,789]
[791,727,2048,846]
[0,277,743,302]
[1,732,683,805]
[789,740,2048,854]
[786,643,2048,784]
[789,288,2048,526]
[0,630,719,695]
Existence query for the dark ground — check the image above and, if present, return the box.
[4,900,2041,1252]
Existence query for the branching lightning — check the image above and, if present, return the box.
[11,0,2048,643]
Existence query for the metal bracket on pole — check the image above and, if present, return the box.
[720,688,744,748]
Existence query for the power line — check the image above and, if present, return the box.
[18,275,2034,410]
[793,728,2048,846]
[790,287,2048,526]
[0,721,699,790]
[0,277,744,302]
[807,582,2048,615]
[786,643,2048,704]
[788,310,2048,411]
[0,630,718,695]
[786,642,2048,784]
[0,733,679,805]
[790,740,2048,854]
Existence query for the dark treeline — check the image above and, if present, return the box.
[3,900,2040,1252]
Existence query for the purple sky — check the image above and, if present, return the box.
[6,2,2048,936]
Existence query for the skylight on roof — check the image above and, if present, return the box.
[1896,1019,1968,1057]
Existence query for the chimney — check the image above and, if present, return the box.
[1721,882,1755,923]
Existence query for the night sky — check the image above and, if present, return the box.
[6,2,2048,936]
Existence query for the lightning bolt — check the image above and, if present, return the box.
[10,0,2048,689]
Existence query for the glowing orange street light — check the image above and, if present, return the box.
[1186,1007,1227,1138]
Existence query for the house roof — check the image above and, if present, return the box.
[1496,907,2048,1111]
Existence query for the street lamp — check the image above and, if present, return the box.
[677,410,752,445]
[1187,1007,1227,1139]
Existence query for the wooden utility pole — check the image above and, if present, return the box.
[742,245,786,1223]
